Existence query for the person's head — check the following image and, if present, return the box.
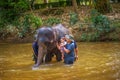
[60,37,65,43]
[65,34,73,43]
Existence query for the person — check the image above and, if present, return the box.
[65,34,78,61]
[63,35,75,64]
[57,37,67,60]
[32,35,38,64]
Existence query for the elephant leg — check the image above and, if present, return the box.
[33,54,37,64]
[54,49,62,62]
[45,52,53,63]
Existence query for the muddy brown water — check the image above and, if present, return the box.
[0,42,120,80]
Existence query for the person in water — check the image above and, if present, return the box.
[57,37,67,60]
[67,34,78,61]
[32,35,38,64]
[63,35,76,64]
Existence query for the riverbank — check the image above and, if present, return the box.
[0,3,120,43]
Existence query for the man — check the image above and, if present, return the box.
[65,34,78,61]
[63,35,76,64]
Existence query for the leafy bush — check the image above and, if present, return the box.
[78,9,113,41]
[69,12,79,25]
[90,9,111,34]
[0,0,31,38]
[0,13,42,38]
[16,14,43,38]
[0,0,29,25]
[80,32,100,41]
[112,21,120,28]
[43,17,61,26]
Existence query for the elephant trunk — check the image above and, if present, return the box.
[33,42,47,67]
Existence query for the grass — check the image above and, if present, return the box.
[112,20,120,27]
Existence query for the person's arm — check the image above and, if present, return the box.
[75,48,78,59]
[73,41,78,60]
[63,47,70,54]
[56,42,60,50]
[63,43,74,54]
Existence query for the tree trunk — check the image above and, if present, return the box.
[94,0,111,14]
[30,0,35,9]
[89,0,93,6]
[44,0,48,3]
[72,0,78,13]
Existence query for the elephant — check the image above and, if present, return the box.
[33,24,69,67]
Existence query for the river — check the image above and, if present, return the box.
[0,42,120,80]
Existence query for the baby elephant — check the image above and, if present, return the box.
[33,24,69,67]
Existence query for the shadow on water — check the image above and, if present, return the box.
[0,42,120,80]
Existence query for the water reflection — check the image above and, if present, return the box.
[0,42,120,80]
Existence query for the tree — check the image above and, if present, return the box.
[72,0,78,13]
[30,0,35,9]
[44,0,49,3]
[0,0,29,26]
[43,0,49,8]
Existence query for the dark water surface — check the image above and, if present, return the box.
[0,42,120,80]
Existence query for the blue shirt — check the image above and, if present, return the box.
[72,40,77,49]
[64,42,75,58]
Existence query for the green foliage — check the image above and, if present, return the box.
[0,0,39,38]
[24,14,42,28]
[79,9,113,41]
[112,21,120,28]
[43,17,61,26]
[9,0,29,12]
[0,13,42,38]
[0,0,30,27]
[69,12,79,25]
[90,9,111,33]
[80,32,100,41]
[16,14,42,38]
[0,0,30,35]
